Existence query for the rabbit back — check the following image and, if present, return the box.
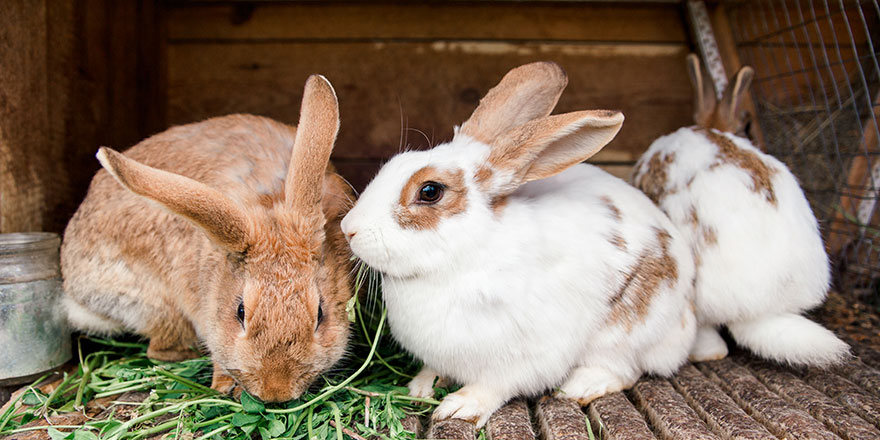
[633,127,829,325]
[62,115,298,338]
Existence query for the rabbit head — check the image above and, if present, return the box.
[341,62,623,277]
[95,76,353,402]
[687,53,755,136]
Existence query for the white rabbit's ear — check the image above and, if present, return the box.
[459,62,568,145]
[96,147,250,252]
[479,110,624,195]
[686,54,717,128]
[286,75,340,221]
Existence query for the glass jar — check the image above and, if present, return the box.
[0,233,71,385]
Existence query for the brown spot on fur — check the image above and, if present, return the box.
[395,166,468,230]
[635,151,676,205]
[600,195,622,221]
[695,127,777,205]
[609,232,627,251]
[686,206,699,227]
[474,166,494,192]
[490,195,509,217]
[702,226,718,245]
[607,228,678,332]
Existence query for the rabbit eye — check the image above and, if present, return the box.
[316,302,324,330]
[417,182,444,204]
[237,301,245,326]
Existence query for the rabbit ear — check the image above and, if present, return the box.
[479,110,624,195]
[285,75,340,220]
[686,54,717,127]
[716,66,754,132]
[96,147,250,252]
[459,62,568,145]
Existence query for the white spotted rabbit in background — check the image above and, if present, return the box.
[632,54,849,367]
[341,62,697,427]
[61,76,356,401]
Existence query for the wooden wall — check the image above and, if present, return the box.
[1,1,696,234]
[0,0,162,233]
[164,1,694,190]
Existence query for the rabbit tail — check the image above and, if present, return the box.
[727,313,850,367]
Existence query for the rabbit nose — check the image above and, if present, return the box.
[346,231,357,240]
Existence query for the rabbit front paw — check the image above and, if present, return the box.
[408,366,441,398]
[432,385,505,428]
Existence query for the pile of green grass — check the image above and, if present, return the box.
[0,266,455,440]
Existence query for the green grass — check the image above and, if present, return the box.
[0,264,447,440]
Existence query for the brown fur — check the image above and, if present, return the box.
[607,228,678,332]
[702,226,719,245]
[600,195,622,221]
[490,195,509,217]
[394,166,468,230]
[609,233,627,251]
[473,166,494,193]
[635,151,676,205]
[61,76,355,403]
[695,127,777,205]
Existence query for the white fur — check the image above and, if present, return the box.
[633,127,848,366]
[343,134,696,427]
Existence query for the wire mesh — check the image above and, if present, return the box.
[724,0,880,296]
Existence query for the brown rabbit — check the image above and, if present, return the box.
[60,75,355,401]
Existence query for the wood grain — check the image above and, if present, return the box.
[166,42,691,163]
[166,2,688,43]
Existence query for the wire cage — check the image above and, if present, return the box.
[723,0,880,297]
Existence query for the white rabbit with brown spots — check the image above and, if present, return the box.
[61,76,356,402]
[632,54,848,367]
[341,62,697,427]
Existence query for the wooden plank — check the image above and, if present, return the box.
[700,358,842,440]
[587,393,656,440]
[486,399,535,440]
[803,367,880,428]
[671,364,775,440]
[427,417,476,440]
[746,358,880,440]
[166,42,692,163]
[0,0,50,232]
[36,0,166,233]
[631,377,720,440]
[166,3,688,43]
[536,397,592,440]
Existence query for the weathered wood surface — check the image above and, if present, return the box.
[423,348,880,439]
[0,0,163,234]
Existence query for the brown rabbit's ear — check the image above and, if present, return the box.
[716,66,754,133]
[96,147,250,252]
[285,75,339,221]
[686,53,717,127]
[459,61,568,145]
[481,110,624,196]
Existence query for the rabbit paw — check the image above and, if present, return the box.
[555,366,634,406]
[408,366,441,398]
[689,326,728,362]
[211,365,240,396]
[432,386,505,428]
